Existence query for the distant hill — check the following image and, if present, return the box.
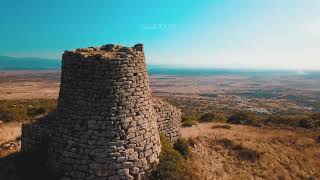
[0,56,61,70]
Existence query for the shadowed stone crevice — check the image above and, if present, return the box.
[21,44,181,180]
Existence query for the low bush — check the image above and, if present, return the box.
[0,111,13,122]
[200,112,226,123]
[212,124,231,129]
[298,118,315,129]
[309,112,320,120]
[181,114,198,127]
[150,135,185,180]
[234,145,262,162]
[227,111,258,126]
[216,138,262,162]
[27,107,46,117]
[174,138,190,159]
[216,138,235,148]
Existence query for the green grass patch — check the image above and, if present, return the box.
[0,99,57,123]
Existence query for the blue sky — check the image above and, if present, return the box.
[0,0,320,69]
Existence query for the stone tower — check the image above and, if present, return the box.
[22,44,181,180]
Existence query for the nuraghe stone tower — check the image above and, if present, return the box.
[21,44,181,180]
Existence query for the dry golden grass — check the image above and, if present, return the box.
[181,123,320,180]
[0,122,21,144]
[0,123,21,158]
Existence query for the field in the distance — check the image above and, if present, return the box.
[0,70,320,179]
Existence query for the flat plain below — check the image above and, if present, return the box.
[0,71,320,179]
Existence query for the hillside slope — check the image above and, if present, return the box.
[181,123,320,180]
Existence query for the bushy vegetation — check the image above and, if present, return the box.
[0,99,56,123]
[298,118,315,129]
[150,135,185,180]
[150,135,193,180]
[0,112,13,122]
[199,112,226,123]
[263,114,300,127]
[27,107,47,117]
[212,124,231,129]
[181,114,198,127]
[264,113,320,129]
[216,138,262,162]
[174,138,190,159]
[227,111,259,126]
[222,111,320,129]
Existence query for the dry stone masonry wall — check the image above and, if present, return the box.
[153,98,181,142]
[21,44,181,180]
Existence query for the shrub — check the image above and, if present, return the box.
[150,134,185,180]
[309,112,320,120]
[216,138,235,148]
[174,138,190,159]
[199,112,215,122]
[27,107,46,117]
[212,124,231,129]
[200,112,226,123]
[234,145,262,162]
[0,111,13,122]
[181,114,198,127]
[298,118,315,129]
[264,114,303,127]
[315,120,320,128]
[227,111,258,125]
[216,138,262,162]
[215,114,227,123]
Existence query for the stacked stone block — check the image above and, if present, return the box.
[21,44,181,180]
[153,98,181,142]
